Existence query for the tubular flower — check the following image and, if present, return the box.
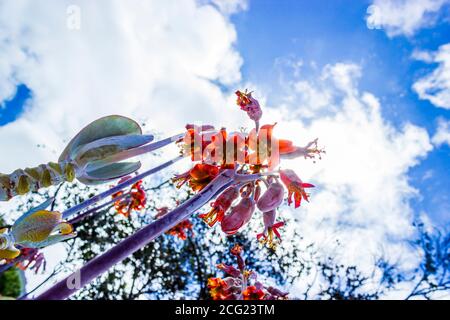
[166,220,193,240]
[256,180,285,212]
[173,163,220,192]
[207,277,240,300]
[247,123,297,169]
[0,199,76,259]
[221,196,256,235]
[182,124,215,161]
[280,169,315,208]
[247,122,322,169]
[243,285,266,300]
[199,186,239,227]
[230,243,245,271]
[281,138,325,161]
[235,90,262,122]
[202,129,246,166]
[112,177,147,217]
[256,210,285,249]
[207,245,289,300]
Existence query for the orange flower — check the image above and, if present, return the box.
[230,243,243,256]
[182,124,215,161]
[247,123,290,168]
[202,129,246,166]
[235,90,252,109]
[199,186,239,227]
[278,139,297,155]
[279,169,314,208]
[173,163,220,192]
[207,277,238,300]
[280,138,325,161]
[235,90,262,122]
[167,220,193,240]
[112,179,147,217]
[257,210,285,249]
[243,285,266,300]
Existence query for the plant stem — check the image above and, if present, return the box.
[33,169,259,300]
[82,133,184,172]
[68,192,129,225]
[62,155,184,219]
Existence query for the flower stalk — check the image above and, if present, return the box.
[62,155,183,219]
[33,169,260,300]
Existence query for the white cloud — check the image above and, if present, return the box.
[366,0,449,37]
[260,61,433,295]
[0,0,248,173]
[413,43,450,109]
[432,118,450,146]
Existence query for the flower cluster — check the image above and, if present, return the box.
[207,244,288,300]
[112,177,147,217]
[177,90,323,249]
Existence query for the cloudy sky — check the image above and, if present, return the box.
[0,0,449,298]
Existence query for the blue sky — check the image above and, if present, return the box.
[230,0,450,226]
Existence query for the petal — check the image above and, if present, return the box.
[301,183,315,188]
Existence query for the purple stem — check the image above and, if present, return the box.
[33,170,259,300]
[62,156,183,219]
[68,192,129,225]
[85,133,185,171]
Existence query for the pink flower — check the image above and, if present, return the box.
[279,169,314,208]
[199,186,239,227]
[221,197,256,235]
[256,181,285,212]
[256,210,285,249]
[235,90,262,122]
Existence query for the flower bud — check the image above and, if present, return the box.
[256,181,284,212]
[221,197,256,235]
